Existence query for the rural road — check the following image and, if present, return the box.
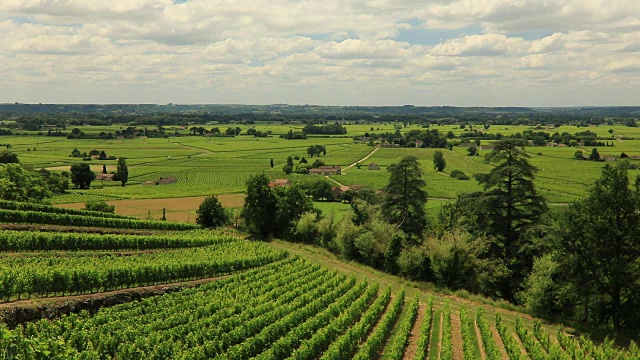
[325,147,379,186]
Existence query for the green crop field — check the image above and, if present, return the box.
[2,123,637,209]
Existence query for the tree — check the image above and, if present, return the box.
[589,148,600,161]
[196,195,229,228]
[116,158,128,187]
[0,150,19,164]
[37,168,69,194]
[70,148,81,158]
[273,185,314,238]
[310,180,334,201]
[556,164,640,331]
[102,164,107,174]
[382,156,428,238]
[283,164,293,175]
[286,156,294,167]
[98,150,107,160]
[70,163,95,189]
[574,150,584,160]
[0,164,50,202]
[85,200,115,213]
[467,146,477,156]
[243,173,277,237]
[470,139,547,301]
[270,159,274,168]
[433,150,446,172]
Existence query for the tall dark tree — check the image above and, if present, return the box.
[70,163,95,189]
[102,164,107,174]
[196,195,229,228]
[243,173,277,237]
[270,158,274,168]
[557,164,640,331]
[116,158,128,187]
[382,156,428,238]
[433,150,446,172]
[471,139,547,301]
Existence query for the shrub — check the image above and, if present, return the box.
[85,200,115,214]
[450,170,469,180]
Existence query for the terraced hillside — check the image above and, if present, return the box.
[0,201,638,359]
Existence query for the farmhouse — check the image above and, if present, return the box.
[331,186,351,200]
[368,163,380,170]
[269,179,291,188]
[309,166,342,175]
[479,145,494,151]
[143,177,178,185]
[604,156,617,162]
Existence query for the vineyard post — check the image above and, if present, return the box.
[162,208,166,221]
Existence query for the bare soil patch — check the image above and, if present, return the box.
[451,311,464,360]
[403,304,427,359]
[58,194,246,223]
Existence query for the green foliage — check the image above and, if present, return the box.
[425,230,483,291]
[466,146,477,156]
[468,139,547,301]
[84,200,115,214]
[449,170,469,180]
[382,156,428,238]
[0,164,50,202]
[307,145,327,157]
[352,289,404,360]
[196,195,229,228]
[243,173,278,237]
[381,297,419,360]
[0,150,19,164]
[0,230,235,252]
[574,150,584,159]
[556,164,640,330]
[116,157,128,187]
[433,150,446,171]
[70,163,95,189]
[589,148,600,160]
[0,241,283,302]
[414,297,434,360]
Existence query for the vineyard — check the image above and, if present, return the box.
[1,256,638,359]
[0,199,637,359]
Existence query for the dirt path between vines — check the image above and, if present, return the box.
[403,304,427,359]
[451,311,464,359]
[490,324,511,360]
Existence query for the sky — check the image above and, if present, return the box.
[0,0,639,106]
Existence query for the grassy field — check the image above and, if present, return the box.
[2,123,636,212]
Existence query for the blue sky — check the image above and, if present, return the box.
[0,0,639,106]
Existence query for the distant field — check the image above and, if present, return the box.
[2,124,635,210]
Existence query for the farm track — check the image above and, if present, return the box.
[403,304,427,359]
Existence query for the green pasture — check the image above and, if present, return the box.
[0,125,634,208]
